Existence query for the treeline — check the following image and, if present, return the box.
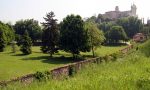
[87,15,147,44]
[0,11,148,58]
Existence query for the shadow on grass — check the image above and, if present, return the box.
[22,56,76,64]
[12,54,27,56]
[104,43,127,46]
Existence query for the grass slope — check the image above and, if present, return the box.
[3,51,150,90]
[0,45,125,81]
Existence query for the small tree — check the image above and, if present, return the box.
[20,30,32,55]
[0,30,6,52]
[60,14,90,58]
[107,26,128,43]
[41,11,59,57]
[85,22,105,57]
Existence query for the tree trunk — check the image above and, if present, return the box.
[92,45,95,58]
[90,35,95,58]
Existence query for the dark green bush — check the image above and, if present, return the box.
[34,71,51,81]
[69,65,77,76]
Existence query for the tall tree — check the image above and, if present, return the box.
[41,11,59,57]
[20,30,32,55]
[60,14,90,58]
[85,22,105,57]
[106,26,128,43]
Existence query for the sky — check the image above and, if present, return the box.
[0,0,149,24]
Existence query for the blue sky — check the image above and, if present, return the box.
[0,0,149,24]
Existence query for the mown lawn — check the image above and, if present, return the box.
[0,45,126,81]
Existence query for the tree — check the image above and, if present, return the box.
[116,17,143,38]
[0,21,15,52]
[60,14,90,58]
[84,22,105,57]
[106,26,128,43]
[41,11,59,57]
[20,30,32,55]
[14,19,42,43]
[0,21,15,44]
[0,30,6,52]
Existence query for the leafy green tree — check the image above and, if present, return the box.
[116,17,143,38]
[20,30,32,55]
[106,26,128,43]
[60,14,90,58]
[41,11,59,57]
[14,19,42,42]
[85,22,105,57]
[0,21,15,44]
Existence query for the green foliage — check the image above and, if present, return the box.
[69,65,77,76]
[0,21,15,44]
[136,78,150,90]
[106,26,128,43]
[20,30,32,55]
[116,16,143,38]
[34,71,51,81]
[84,22,105,57]
[86,14,113,24]
[14,19,42,42]
[98,22,115,33]
[140,40,150,57]
[41,11,59,57]
[0,21,15,52]
[141,25,150,39]
[60,14,90,57]
[0,30,6,52]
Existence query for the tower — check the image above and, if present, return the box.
[115,6,119,12]
[131,4,137,16]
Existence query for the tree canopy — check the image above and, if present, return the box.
[106,26,128,43]
[84,22,105,57]
[60,14,90,58]
[14,19,42,42]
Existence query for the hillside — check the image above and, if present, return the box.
[2,40,150,90]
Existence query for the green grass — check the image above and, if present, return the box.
[3,51,150,90]
[0,45,125,81]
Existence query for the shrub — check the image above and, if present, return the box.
[20,30,32,55]
[69,65,77,76]
[34,71,51,81]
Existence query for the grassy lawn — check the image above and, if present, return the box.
[0,45,126,81]
[3,51,150,90]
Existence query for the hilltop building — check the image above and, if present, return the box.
[102,4,137,20]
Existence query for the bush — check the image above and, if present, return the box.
[34,71,51,81]
[20,30,32,55]
[69,65,77,76]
